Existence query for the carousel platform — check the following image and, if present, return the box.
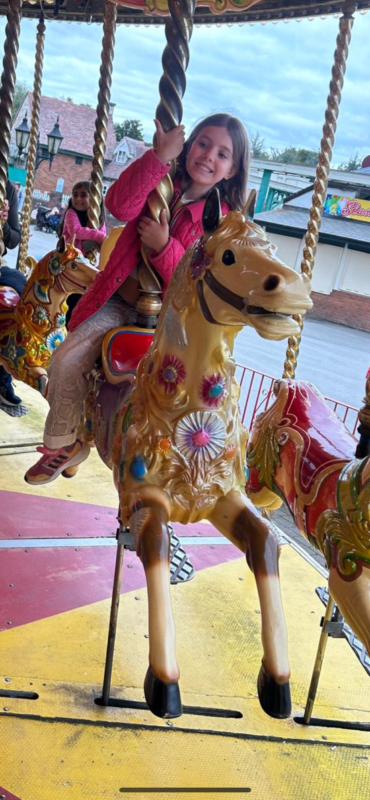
[0,383,369,800]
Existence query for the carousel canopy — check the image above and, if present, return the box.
[0,0,369,26]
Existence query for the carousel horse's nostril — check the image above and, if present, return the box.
[263,275,280,292]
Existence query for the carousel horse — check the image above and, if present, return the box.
[0,238,98,391]
[87,189,313,719]
[245,379,370,656]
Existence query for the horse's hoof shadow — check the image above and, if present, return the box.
[257,661,291,719]
[144,666,182,719]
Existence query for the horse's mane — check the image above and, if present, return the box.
[205,212,275,256]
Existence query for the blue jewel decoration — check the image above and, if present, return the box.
[209,383,224,398]
[130,455,147,480]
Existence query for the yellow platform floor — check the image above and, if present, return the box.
[0,383,369,799]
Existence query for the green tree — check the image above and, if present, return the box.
[114,119,144,142]
[12,80,28,120]
[250,132,269,160]
[269,146,319,167]
[337,152,362,172]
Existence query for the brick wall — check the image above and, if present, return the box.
[33,154,92,197]
[308,290,370,332]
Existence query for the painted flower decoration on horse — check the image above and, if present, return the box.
[46,329,65,353]
[49,255,64,276]
[158,355,186,394]
[201,373,226,408]
[175,411,226,463]
[55,312,66,328]
[33,305,48,325]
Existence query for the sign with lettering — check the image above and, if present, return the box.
[324,194,370,223]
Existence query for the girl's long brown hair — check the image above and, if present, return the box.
[177,113,250,212]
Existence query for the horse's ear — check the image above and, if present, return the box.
[57,235,66,253]
[202,188,221,234]
[243,189,256,221]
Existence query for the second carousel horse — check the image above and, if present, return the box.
[0,238,98,391]
[246,379,370,656]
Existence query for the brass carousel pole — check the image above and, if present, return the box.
[0,0,23,248]
[18,14,46,274]
[282,0,357,381]
[287,0,358,726]
[87,0,118,231]
[136,0,197,326]
[101,0,197,705]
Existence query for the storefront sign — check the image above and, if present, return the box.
[324,194,370,223]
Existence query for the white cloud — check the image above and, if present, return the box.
[1,11,369,166]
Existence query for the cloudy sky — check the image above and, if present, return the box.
[1,9,369,167]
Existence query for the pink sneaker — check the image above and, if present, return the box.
[25,440,90,486]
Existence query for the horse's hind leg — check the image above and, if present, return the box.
[210,489,291,719]
[129,495,181,719]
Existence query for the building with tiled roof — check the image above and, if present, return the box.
[11,93,117,198]
[102,136,150,194]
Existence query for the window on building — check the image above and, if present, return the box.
[75,156,83,165]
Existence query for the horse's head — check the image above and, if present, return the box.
[32,237,99,298]
[192,189,312,339]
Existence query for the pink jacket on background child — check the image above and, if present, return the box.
[69,148,228,332]
[63,208,106,255]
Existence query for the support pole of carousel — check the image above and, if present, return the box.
[0,0,22,250]
[101,0,196,706]
[282,0,357,381]
[288,0,357,726]
[87,0,117,231]
[18,14,46,274]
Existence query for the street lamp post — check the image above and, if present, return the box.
[15,114,63,170]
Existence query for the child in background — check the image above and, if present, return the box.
[58,181,106,255]
[58,181,106,320]
[25,113,250,485]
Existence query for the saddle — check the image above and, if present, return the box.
[101,325,155,384]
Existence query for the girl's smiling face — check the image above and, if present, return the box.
[186,126,236,193]
[72,188,89,212]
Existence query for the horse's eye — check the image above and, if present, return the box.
[71,262,77,270]
[222,249,236,266]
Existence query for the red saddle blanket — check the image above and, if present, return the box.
[102,325,154,383]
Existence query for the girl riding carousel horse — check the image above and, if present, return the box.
[25,113,250,485]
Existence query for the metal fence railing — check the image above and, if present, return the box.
[235,364,359,436]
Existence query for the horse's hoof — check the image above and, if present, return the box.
[257,662,291,719]
[144,666,182,719]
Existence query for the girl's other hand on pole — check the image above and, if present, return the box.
[137,208,169,254]
[154,119,185,164]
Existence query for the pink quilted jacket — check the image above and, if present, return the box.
[63,208,106,255]
[69,148,229,332]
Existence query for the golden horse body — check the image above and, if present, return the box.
[0,239,98,391]
[107,191,313,719]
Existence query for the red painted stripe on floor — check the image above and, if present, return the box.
[0,786,23,800]
[0,490,223,541]
[0,489,118,540]
[0,543,241,630]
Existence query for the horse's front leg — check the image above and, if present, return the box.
[129,493,182,719]
[210,489,291,719]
